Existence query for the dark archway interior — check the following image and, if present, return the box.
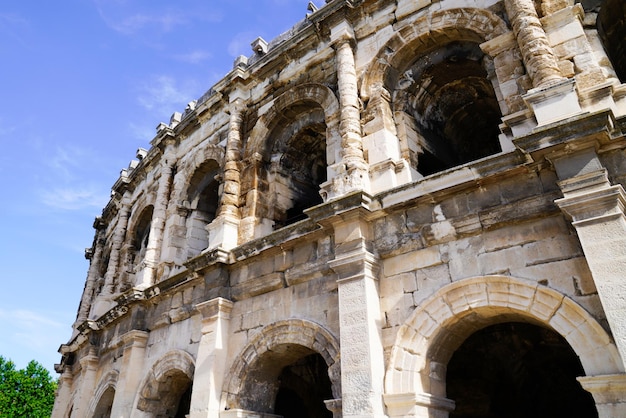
[447,322,597,418]
[157,372,192,418]
[395,41,502,176]
[132,205,154,268]
[92,386,115,418]
[274,353,333,418]
[237,345,333,416]
[268,106,327,230]
[598,0,626,82]
[187,160,220,222]
[173,383,192,418]
[185,160,220,255]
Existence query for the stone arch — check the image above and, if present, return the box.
[385,276,623,407]
[124,204,154,287]
[244,83,340,159]
[222,318,341,414]
[361,8,510,176]
[361,8,508,101]
[134,350,196,417]
[87,370,118,417]
[174,144,224,204]
[241,84,341,234]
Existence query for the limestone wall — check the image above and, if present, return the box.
[52,1,626,417]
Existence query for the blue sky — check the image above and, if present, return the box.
[0,0,316,374]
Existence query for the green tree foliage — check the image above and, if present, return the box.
[0,356,57,418]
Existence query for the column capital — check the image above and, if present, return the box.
[330,19,355,47]
[121,329,150,348]
[79,348,99,370]
[383,392,455,417]
[195,297,234,322]
[228,89,249,108]
[556,183,626,225]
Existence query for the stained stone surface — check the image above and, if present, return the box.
[52,1,626,418]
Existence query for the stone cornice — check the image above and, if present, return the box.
[513,110,622,159]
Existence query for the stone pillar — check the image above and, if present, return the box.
[331,20,369,194]
[218,97,245,220]
[189,298,234,418]
[239,152,270,241]
[50,367,74,418]
[329,207,385,417]
[481,32,529,117]
[578,374,626,418]
[140,149,175,288]
[362,82,418,193]
[75,219,106,329]
[110,330,149,416]
[71,348,99,418]
[554,148,626,367]
[504,0,564,88]
[92,193,132,317]
[209,95,245,250]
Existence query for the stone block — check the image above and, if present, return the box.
[546,19,585,48]
[384,246,442,277]
[553,36,592,60]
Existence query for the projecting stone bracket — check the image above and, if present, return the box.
[383,392,455,417]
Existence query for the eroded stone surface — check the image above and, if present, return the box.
[52,1,626,418]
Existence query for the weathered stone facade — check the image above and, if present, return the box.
[53,0,626,417]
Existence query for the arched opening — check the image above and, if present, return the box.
[447,322,597,418]
[138,370,193,418]
[237,344,333,417]
[185,160,220,257]
[131,205,154,272]
[394,41,502,176]
[265,105,327,230]
[275,353,333,418]
[598,0,626,82]
[92,386,115,418]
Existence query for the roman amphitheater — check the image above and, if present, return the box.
[52,0,626,416]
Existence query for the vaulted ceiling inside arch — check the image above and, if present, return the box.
[393,41,503,171]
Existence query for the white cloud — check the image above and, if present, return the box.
[40,186,108,211]
[94,1,223,37]
[227,31,256,58]
[136,74,198,116]
[45,145,85,181]
[0,12,30,47]
[107,12,186,35]
[0,309,69,371]
[173,49,212,64]
[0,309,65,330]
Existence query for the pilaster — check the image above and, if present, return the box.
[75,219,106,332]
[212,93,246,250]
[553,148,626,368]
[50,367,74,418]
[329,207,385,417]
[504,0,564,89]
[189,297,234,418]
[141,147,175,288]
[110,330,149,416]
[328,19,370,198]
[71,348,99,418]
[92,192,132,318]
